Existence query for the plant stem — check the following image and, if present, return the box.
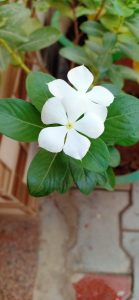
[0,38,31,74]
[94,0,106,20]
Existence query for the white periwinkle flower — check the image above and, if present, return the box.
[38,65,114,160]
[48,65,114,121]
[38,96,105,160]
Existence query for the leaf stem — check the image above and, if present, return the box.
[93,0,106,20]
[0,38,31,74]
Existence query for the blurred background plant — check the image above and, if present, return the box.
[1,0,139,89]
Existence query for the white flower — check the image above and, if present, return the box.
[38,96,105,160]
[48,65,114,122]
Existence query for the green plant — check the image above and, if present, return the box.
[0,0,139,197]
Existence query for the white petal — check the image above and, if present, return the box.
[63,129,90,160]
[86,86,114,107]
[41,97,67,125]
[61,94,86,122]
[67,65,94,93]
[38,126,67,153]
[85,101,108,121]
[75,112,104,139]
[48,79,76,99]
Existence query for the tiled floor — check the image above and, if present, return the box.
[1,183,139,299]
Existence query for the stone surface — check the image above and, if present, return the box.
[122,182,139,230]
[68,190,131,274]
[0,215,39,300]
[33,196,76,300]
[123,232,139,300]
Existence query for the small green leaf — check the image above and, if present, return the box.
[82,139,110,173]
[80,21,104,37]
[26,71,54,112]
[27,149,69,197]
[118,34,139,62]
[108,147,121,167]
[60,45,91,66]
[126,14,139,41]
[70,158,96,194]
[0,98,43,141]
[18,26,61,52]
[0,29,28,44]
[108,65,139,86]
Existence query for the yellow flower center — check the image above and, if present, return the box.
[66,121,74,130]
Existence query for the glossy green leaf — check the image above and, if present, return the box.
[27,149,69,197]
[18,27,61,52]
[108,147,121,167]
[26,71,54,112]
[102,83,121,97]
[82,139,110,173]
[102,94,139,145]
[58,165,73,193]
[97,167,116,191]
[70,158,96,194]
[0,98,43,141]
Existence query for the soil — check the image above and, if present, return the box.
[116,143,139,175]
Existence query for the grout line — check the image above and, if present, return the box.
[119,185,134,300]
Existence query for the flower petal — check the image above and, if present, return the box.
[86,86,114,106]
[67,65,94,93]
[86,101,108,121]
[61,94,86,122]
[41,97,68,125]
[48,79,76,99]
[75,112,104,139]
[38,126,67,153]
[63,129,90,160]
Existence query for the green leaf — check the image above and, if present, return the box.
[108,65,139,84]
[0,29,28,44]
[82,139,110,173]
[18,26,61,52]
[97,167,116,191]
[108,147,120,167]
[102,83,121,97]
[70,158,96,194]
[0,3,29,18]
[27,149,69,197]
[0,98,43,142]
[60,45,91,66]
[26,71,54,112]
[126,14,139,40]
[58,165,73,193]
[80,21,104,37]
[102,94,139,145]
[100,14,122,32]
[107,0,133,17]
[118,34,139,61]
